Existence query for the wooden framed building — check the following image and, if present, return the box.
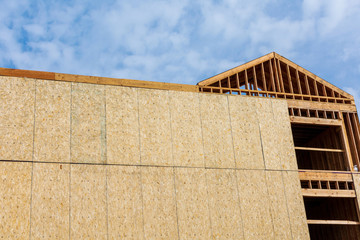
[0,52,359,239]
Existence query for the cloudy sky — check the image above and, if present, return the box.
[1,0,359,105]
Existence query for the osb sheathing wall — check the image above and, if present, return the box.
[0,76,310,239]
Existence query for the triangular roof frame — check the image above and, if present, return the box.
[197,52,353,100]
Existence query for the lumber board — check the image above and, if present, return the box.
[294,146,344,153]
[299,171,352,181]
[307,220,360,225]
[287,99,356,111]
[301,189,355,198]
[0,67,55,80]
[198,53,275,86]
[290,116,342,126]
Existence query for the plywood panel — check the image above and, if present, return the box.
[256,98,281,170]
[0,161,32,239]
[34,80,71,162]
[175,168,211,239]
[138,89,172,166]
[236,170,274,239]
[71,83,106,164]
[283,171,310,240]
[31,163,69,239]
[106,86,140,165]
[200,94,235,168]
[272,99,298,170]
[265,171,292,239]
[141,167,178,239]
[0,76,35,161]
[107,165,144,239]
[170,91,204,167]
[207,169,243,239]
[70,164,107,239]
[228,96,264,169]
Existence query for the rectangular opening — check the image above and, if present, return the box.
[292,124,349,171]
[304,197,359,221]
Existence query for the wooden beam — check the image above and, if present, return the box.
[301,189,355,198]
[269,59,277,92]
[286,64,294,94]
[307,220,360,225]
[290,116,342,126]
[286,99,357,112]
[298,171,353,181]
[261,62,268,94]
[295,146,344,153]
[340,112,355,171]
[274,53,354,99]
[198,52,274,86]
[0,67,55,80]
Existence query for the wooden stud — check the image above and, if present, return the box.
[286,64,294,94]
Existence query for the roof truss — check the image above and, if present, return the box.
[198,52,354,105]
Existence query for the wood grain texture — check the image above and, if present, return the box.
[0,161,32,239]
[141,167,178,239]
[31,163,69,239]
[170,91,204,167]
[107,165,144,239]
[138,89,173,166]
[0,76,35,161]
[71,83,106,164]
[200,94,235,168]
[70,164,107,239]
[175,167,212,239]
[34,81,71,162]
[106,86,140,165]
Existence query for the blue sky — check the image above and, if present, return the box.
[1,0,360,105]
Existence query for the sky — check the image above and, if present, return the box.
[1,0,360,106]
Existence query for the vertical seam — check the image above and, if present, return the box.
[227,96,246,239]
[69,82,73,240]
[29,79,37,240]
[264,170,276,240]
[198,94,214,239]
[137,89,146,240]
[281,171,294,239]
[104,86,109,240]
[168,92,180,240]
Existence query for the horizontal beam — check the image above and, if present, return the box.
[307,220,360,225]
[0,67,199,93]
[301,189,355,198]
[290,116,342,126]
[298,171,352,181]
[295,146,344,153]
[287,99,357,112]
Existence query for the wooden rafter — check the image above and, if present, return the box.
[197,52,354,104]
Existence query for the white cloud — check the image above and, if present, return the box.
[0,0,359,87]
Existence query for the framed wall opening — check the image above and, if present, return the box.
[291,123,350,171]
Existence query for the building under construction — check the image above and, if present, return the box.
[1,52,360,239]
